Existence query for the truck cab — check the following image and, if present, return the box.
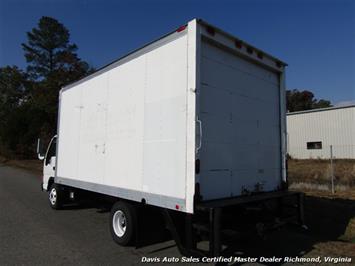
[38,135,57,191]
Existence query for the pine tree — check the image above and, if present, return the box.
[22,16,91,80]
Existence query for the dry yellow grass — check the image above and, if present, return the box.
[288,159,355,187]
[302,241,355,266]
[340,218,355,243]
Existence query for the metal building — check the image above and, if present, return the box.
[286,105,355,159]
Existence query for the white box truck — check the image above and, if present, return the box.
[37,19,304,256]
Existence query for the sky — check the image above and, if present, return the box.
[0,0,354,105]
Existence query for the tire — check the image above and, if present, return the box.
[110,201,137,246]
[48,183,64,209]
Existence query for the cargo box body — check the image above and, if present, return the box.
[55,19,287,214]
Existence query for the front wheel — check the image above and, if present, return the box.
[110,201,137,246]
[48,183,64,209]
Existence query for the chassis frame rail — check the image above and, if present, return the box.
[163,190,305,257]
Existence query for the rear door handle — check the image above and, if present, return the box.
[196,118,202,153]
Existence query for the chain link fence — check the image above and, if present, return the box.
[287,145,355,193]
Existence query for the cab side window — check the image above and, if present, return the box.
[45,138,56,166]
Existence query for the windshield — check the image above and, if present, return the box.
[45,137,57,165]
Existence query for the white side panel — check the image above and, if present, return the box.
[57,31,192,212]
[199,40,281,200]
[105,56,145,191]
[104,34,190,198]
[142,34,188,199]
[77,73,108,184]
[56,86,82,179]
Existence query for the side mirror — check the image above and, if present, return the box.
[36,138,45,160]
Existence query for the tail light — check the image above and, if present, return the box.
[176,25,187,32]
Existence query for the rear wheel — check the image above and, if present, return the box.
[110,201,137,246]
[48,183,64,209]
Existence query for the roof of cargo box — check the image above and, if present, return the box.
[197,19,287,67]
[62,19,287,92]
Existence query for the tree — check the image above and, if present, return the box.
[0,16,93,159]
[286,89,332,112]
[22,16,90,80]
[0,66,28,157]
[312,99,332,109]
[0,66,27,113]
[21,16,93,148]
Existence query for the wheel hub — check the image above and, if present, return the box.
[49,188,57,205]
[113,210,126,237]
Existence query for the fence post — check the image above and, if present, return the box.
[330,145,335,194]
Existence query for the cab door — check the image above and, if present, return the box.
[43,136,57,190]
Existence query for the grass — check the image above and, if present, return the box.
[304,241,355,264]
[288,159,355,187]
[0,155,42,173]
[288,159,355,255]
